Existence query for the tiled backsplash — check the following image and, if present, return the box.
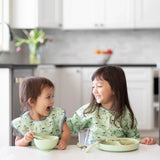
[0,29,160,64]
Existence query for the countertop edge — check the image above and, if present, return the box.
[0,63,158,68]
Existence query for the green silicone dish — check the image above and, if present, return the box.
[34,135,59,151]
[97,138,139,152]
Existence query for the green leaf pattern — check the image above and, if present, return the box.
[67,104,140,144]
[12,107,65,145]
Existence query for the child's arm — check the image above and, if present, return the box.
[140,137,156,145]
[57,122,71,150]
[15,132,35,146]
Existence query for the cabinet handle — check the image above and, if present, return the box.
[15,77,23,84]
[76,70,80,73]
[59,23,62,27]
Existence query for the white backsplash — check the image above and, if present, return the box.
[0,29,160,64]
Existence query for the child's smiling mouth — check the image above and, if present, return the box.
[95,95,101,99]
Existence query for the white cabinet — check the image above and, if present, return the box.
[55,67,82,117]
[103,0,134,29]
[81,67,98,104]
[0,68,11,146]
[10,0,62,29]
[82,67,154,130]
[122,67,154,130]
[63,0,134,29]
[63,0,95,29]
[34,66,82,117]
[135,0,160,28]
[63,0,160,29]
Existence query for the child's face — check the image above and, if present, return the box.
[92,77,114,109]
[31,86,54,120]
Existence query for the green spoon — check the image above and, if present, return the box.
[33,136,44,140]
[84,142,98,153]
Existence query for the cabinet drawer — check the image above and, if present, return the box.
[82,67,98,81]
[123,67,153,82]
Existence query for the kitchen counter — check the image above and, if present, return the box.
[0,64,37,68]
[0,144,160,160]
[55,64,157,67]
[0,63,158,68]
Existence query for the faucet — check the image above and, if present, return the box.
[0,22,13,53]
[0,22,13,41]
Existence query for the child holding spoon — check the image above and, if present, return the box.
[12,76,70,150]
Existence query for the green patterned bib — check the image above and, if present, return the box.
[12,107,65,145]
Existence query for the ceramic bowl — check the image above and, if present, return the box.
[94,54,111,64]
[34,135,59,150]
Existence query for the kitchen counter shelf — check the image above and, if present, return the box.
[0,63,157,68]
[0,64,37,69]
[55,64,157,68]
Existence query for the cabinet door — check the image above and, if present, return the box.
[92,0,105,28]
[104,0,134,28]
[38,0,62,28]
[10,0,61,28]
[0,68,10,146]
[63,0,134,29]
[82,67,98,104]
[10,0,38,28]
[123,67,154,130]
[34,65,59,106]
[135,0,160,28]
[127,82,154,130]
[63,0,95,29]
[56,67,82,117]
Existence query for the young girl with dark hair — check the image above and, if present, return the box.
[67,66,156,145]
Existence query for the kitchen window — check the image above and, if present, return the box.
[0,0,10,52]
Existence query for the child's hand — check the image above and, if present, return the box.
[140,137,156,145]
[23,132,35,143]
[57,140,67,150]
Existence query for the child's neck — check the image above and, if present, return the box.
[29,111,45,120]
[102,102,113,110]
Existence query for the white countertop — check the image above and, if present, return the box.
[0,144,160,160]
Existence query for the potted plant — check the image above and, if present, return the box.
[15,28,53,64]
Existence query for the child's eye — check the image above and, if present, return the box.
[46,96,51,99]
[97,85,102,88]
[46,95,54,99]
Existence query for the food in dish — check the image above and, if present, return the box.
[97,138,139,152]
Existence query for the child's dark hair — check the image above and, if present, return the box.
[83,65,134,128]
[19,76,54,112]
